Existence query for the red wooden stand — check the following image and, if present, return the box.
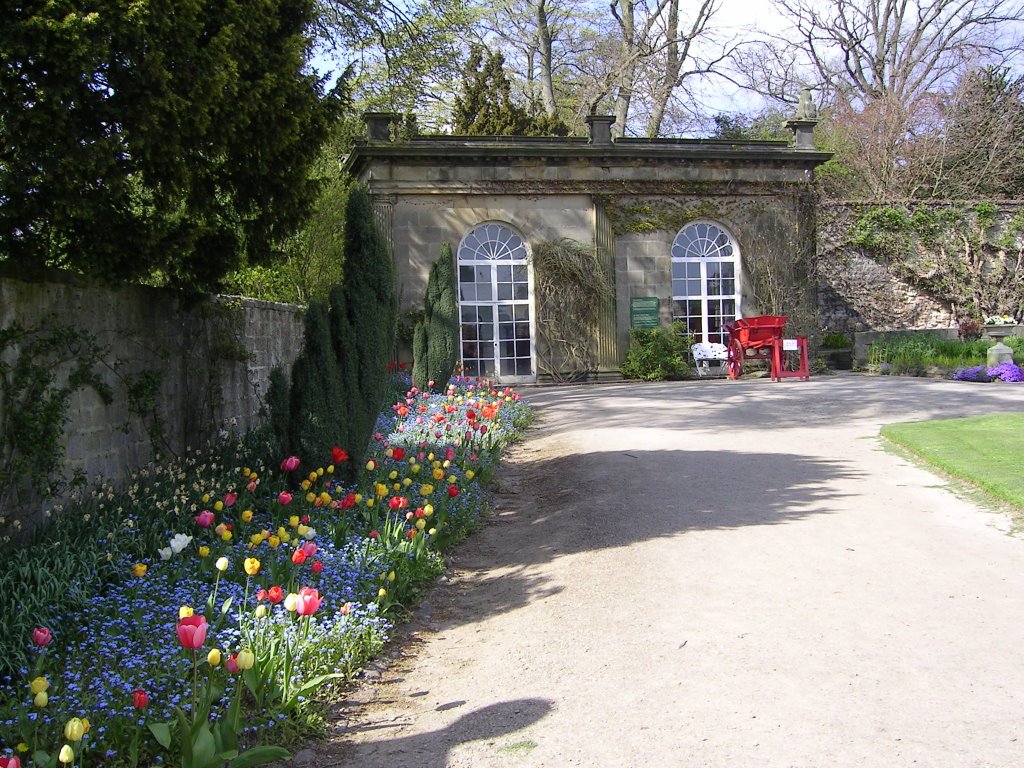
[771,337,809,381]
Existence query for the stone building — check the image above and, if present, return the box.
[344,110,831,384]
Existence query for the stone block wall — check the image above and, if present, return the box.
[0,269,304,518]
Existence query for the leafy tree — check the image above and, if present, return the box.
[336,186,397,469]
[453,44,569,135]
[1,0,340,289]
[412,244,459,391]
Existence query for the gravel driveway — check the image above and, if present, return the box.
[321,374,1024,767]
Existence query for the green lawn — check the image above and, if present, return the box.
[881,413,1024,510]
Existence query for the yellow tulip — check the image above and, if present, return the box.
[305,492,316,504]
[466,470,475,480]
[327,464,334,474]
[199,545,211,557]
[424,504,434,517]
[377,588,387,598]
[214,500,224,512]
[33,691,48,708]
[415,518,426,530]
[58,744,74,764]
[316,467,324,477]
[297,524,310,537]
[427,453,435,461]
[201,493,210,503]
[307,471,318,482]
[388,470,398,480]
[283,593,298,612]
[288,515,299,528]
[64,718,85,742]
[432,468,445,480]
[237,649,255,670]
[300,479,311,491]
[268,535,281,549]
[402,478,412,487]
[29,676,48,695]
[220,530,232,542]
[248,533,263,546]
[81,718,91,734]
[243,557,260,576]
[254,605,268,619]
[411,464,421,474]
[215,557,229,572]
[420,484,434,496]
[179,605,194,618]
[241,509,253,523]
[447,475,456,484]
[428,528,437,535]
[131,563,147,578]
[387,571,396,582]
[243,467,251,477]
[208,649,222,667]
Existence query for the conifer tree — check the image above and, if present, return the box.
[337,186,397,468]
[413,244,460,390]
[286,300,344,467]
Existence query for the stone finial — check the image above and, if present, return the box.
[585,115,616,145]
[786,88,819,150]
[363,112,401,142]
[795,87,818,120]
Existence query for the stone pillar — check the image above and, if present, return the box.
[594,198,621,378]
[586,115,616,146]
[369,194,396,257]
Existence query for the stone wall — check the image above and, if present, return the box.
[0,269,304,517]
[816,201,1024,334]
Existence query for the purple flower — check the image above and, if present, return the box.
[952,365,992,382]
[986,363,1024,382]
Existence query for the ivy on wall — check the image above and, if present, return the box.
[846,203,1024,320]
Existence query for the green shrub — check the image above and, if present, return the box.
[867,332,1024,375]
[820,332,851,349]
[620,321,692,381]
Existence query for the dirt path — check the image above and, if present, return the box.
[314,375,1024,767]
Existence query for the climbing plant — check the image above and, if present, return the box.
[532,238,612,382]
[847,203,1024,321]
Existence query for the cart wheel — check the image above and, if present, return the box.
[727,339,744,380]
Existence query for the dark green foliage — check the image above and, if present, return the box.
[452,44,569,137]
[412,243,459,390]
[620,321,692,381]
[0,0,340,289]
[287,301,344,467]
[266,365,292,458]
[337,186,397,468]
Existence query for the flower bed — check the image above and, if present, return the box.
[0,376,531,767]
[951,363,1024,383]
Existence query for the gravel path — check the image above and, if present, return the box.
[317,375,1024,767]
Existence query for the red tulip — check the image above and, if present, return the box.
[176,615,208,650]
[132,689,149,709]
[277,491,293,506]
[392,447,406,461]
[448,485,459,498]
[369,530,379,539]
[225,653,240,675]
[295,587,323,616]
[331,447,349,464]
[267,586,284,604]
[223,492,237,508]
[194,510,215,528]
[0,756,22,768]
[32,627,52,647]
[311,561,324,574]
[280,456,300,472]
[291,549,307,565]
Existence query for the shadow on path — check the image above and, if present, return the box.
[327,698,552,768]
[427,447,861,632]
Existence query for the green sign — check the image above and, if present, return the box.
[630,297,661,329]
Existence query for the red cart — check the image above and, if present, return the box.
[724,315,802,382]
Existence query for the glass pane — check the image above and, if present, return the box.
[463,359,480,376]
[475,265,490,283]
[514,304,530,321]
[515,322,530,339]
[516,359,532,375]
[688,300,701,316]
[672,262,687,279]
[686,279,701,296]
[707,279,721,296]
[501,358,515,375]
[498,306,513,323]
[514,284,529,300]
[460,265,475,283]
[499,323,514,339]
[707,263,721,279]
[708,300,721,314]
[686,262,701,277]
[497,284,512,301]
[515,340,530,357]
[721,262,735,278]
[476,282,493,301]
[479,323,494,341]
[461,306,476,322]
[513,265,527,282]
[497,265,512,281]
[721,279,735,295]
[478,305,493,322]
[722,299,736,315]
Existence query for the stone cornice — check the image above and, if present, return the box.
[356,179,815,197]
[343,137,832,180]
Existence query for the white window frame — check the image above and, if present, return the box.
[670,220,741,345]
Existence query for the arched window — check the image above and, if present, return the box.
[456,223,534,382]
[671,221,740,345]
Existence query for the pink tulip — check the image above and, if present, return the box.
[0,756,22,768]
[194,510,215,528]
[225,653,240,675]
[176,615,208,650]
[294,587,323,616]
[277,491,293,506]
[32,627,53,647]
[280,456,300,472]
[223,492,237,507]
[300,541,318,558]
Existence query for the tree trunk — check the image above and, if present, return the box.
[536,0,558,116]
